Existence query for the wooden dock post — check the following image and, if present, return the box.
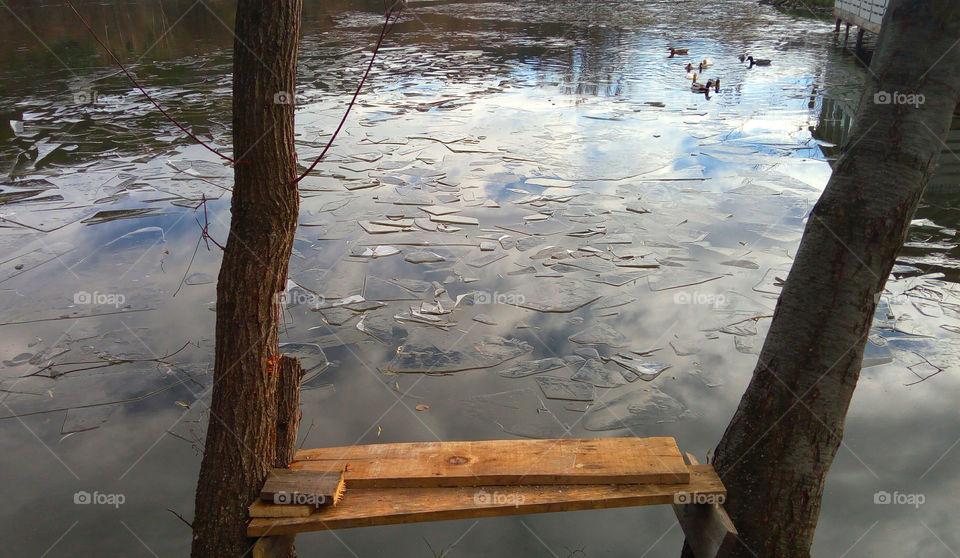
[673,454,738,558]
[251,355,305,558]
[855,27,866,57]
[835,18,842,32]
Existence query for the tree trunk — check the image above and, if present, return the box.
[694,2,960,557]
[191,1,303,557]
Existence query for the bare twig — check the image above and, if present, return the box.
[292,3,405,184]
[23,341,193,379]
[904,351,944,386]
[64,0,234,163]
[166,508,193,529]
[0,371,205,420]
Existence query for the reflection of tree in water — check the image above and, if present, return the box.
[0,0,385,172]
[812,81,960,283]
[899,193,960,282]
[0,0,382,68]
[547,26,628,98]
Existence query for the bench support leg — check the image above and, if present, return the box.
[674,454,739,558]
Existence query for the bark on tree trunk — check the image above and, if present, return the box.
[688,2,960,557]
[191,1,303,557]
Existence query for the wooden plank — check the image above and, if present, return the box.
[251,499,317,518]
[248,464,724,536]
[260,469,345,507]
[290,437,689,488]
[672,454,739,558]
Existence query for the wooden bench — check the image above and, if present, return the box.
[249,437,737,558]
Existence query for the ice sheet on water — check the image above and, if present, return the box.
[559,257,617,274]
[360,221,411,234]
[350,246,400,259]
[184,273,215,286]
[670,338,704,356]
[513,281,600,313]
[497,357,566,378]
[727,184,781,196]
[279,343,330,374]
[420,205,461,216]
[588,273,651,287]
[81,208,161,225]
[466,252,506,268]
[0,189,56,204]
[720,259,760,270]
[648,270,725,291]
[574,347,602,360]
[2,352,33,367]
[391,278,432,293]
[584,387,689,431]
[515,236,547,251]
[343,300,386,312]
[472,314,498,325]
[734,336,760,354]
[463,389,567,439]
[356,310,408,344]
[525,177,576,188]
[535,375,596,401]
[430,214,479,226]
[404,250,445,264]
[608,355,671,382]
[570,359,626,388]
[569,323,628,347]
[363,276,422,301]
[62,405,117,435]
[719,319,759,336]
[166,159,231,180]
[753,266,790,295]
[381,336,531,373]
[690,368,724,387]
[595,294,637,309]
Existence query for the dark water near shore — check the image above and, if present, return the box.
[1,1,958,556]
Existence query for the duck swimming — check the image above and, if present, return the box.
[691,77,715,93]
[745,56,771,67]
[684,62,694,72]
[669,47,689,57]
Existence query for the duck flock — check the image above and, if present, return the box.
[668,47,772,98]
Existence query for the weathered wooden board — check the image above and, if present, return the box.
[248,464,724,535]
[672,454,738,558]
[260,469,345,507]
[290,437,689,488]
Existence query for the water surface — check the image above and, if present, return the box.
[1,1,958,556]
